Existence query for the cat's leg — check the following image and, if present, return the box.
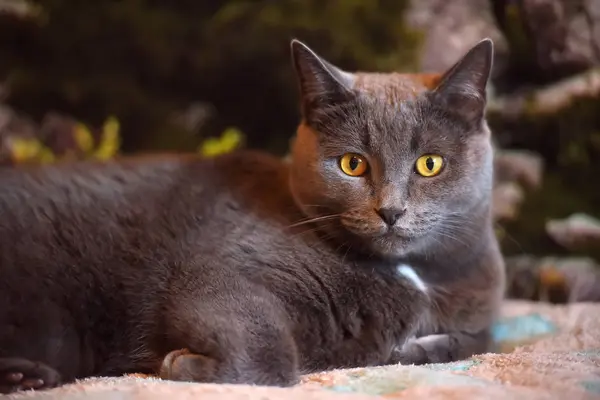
[388,328,491,365]
[158,282,299,386]
[0,358,61,394]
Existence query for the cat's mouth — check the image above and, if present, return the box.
[339,213,434,256]
[344,221,418,240]
[343,225,421,253]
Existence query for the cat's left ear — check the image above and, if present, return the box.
[432,38,494,124]
[290,39,354,120]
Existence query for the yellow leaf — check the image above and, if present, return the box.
[94,116,121,160]
[73,122,95,153]
[38,146,56,164]
[9,137,42,162]
[198,127,243,158]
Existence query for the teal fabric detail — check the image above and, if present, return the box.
[492,313,557,343]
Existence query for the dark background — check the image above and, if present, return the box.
[0,0,599,291]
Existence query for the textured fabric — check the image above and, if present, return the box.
[8,300,600,399]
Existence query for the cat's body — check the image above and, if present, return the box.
[0,39,505,394]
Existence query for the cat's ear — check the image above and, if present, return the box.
[432,38,494,124]
[290,39,354,118]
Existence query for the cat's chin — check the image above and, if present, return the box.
[366,234,420,259]
[340,224,424,258]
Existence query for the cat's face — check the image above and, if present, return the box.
[289,39,495,258]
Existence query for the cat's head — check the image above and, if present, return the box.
[288,39,496,259]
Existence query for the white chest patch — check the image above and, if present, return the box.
[396,264,428,293]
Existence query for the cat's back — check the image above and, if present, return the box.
[0,153,200,214]
[0,150,289,219]
[0,150,294,282]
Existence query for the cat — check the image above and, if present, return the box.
[0,38,505,394]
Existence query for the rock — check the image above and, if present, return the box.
[0,0,30,16]
[488,68,600,119]
[490,149,543,222]
[170,102,215,137]
[39,112,100,159]
[486,68,600,160]
[546,213,600,251]
[505,255,600,303]
[517,0,600,78]
[494,149,545,189]
[554,257,600,302]
[404,0,509,76]
[492,182,525,222]
[504,255,546,301]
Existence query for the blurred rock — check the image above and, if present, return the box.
[487,68,600,170]
[0,0,30,16]
[405,0,509,75]
[505,255,600,303]
[492,182,525,222]
[505,255,556,303]
[489,68,600,119]
[518,0,600,78]
[40,112,86,159]
[491,149,544,222]
[546,213,600,251]
[171,102,215,137]
[494,149,544,189]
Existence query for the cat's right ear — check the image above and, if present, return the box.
[431,38,494,125]
[290,39,354,119]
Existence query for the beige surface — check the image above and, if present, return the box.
[7,301,600,400]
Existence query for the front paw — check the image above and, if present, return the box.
[0,358,61,394]
[159,348,219,383]
[159,348,298,387]
[391,334,454,365]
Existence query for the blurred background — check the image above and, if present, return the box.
[0,0,599,301]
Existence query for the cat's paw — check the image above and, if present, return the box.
[0,358,61,394]
[159,348,219,383]
[391,334,454,365]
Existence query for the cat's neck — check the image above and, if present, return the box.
[405,202,496,282]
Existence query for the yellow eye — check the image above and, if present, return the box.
[415,154,444,177]
[339,153,368,177]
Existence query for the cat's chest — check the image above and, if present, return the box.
[394,264,429,293]
[346,262,438,333]
[334,262,431,325]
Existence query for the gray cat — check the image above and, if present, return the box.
[0,38,505,394]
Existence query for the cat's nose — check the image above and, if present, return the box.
[375,207,406,226]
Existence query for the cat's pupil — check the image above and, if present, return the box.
[349,157,360,170]
[426,157,434,171]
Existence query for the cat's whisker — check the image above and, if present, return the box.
[290,223,335,238]
[340,242,352,267]
[494,223,526,255]
[434,229,470,248]
[438,224,478,240]
[286,214,341,229]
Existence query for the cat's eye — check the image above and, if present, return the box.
[415,154,444,177]
[339,153,368,177]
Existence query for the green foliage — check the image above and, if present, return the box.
[0,0,421,155]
